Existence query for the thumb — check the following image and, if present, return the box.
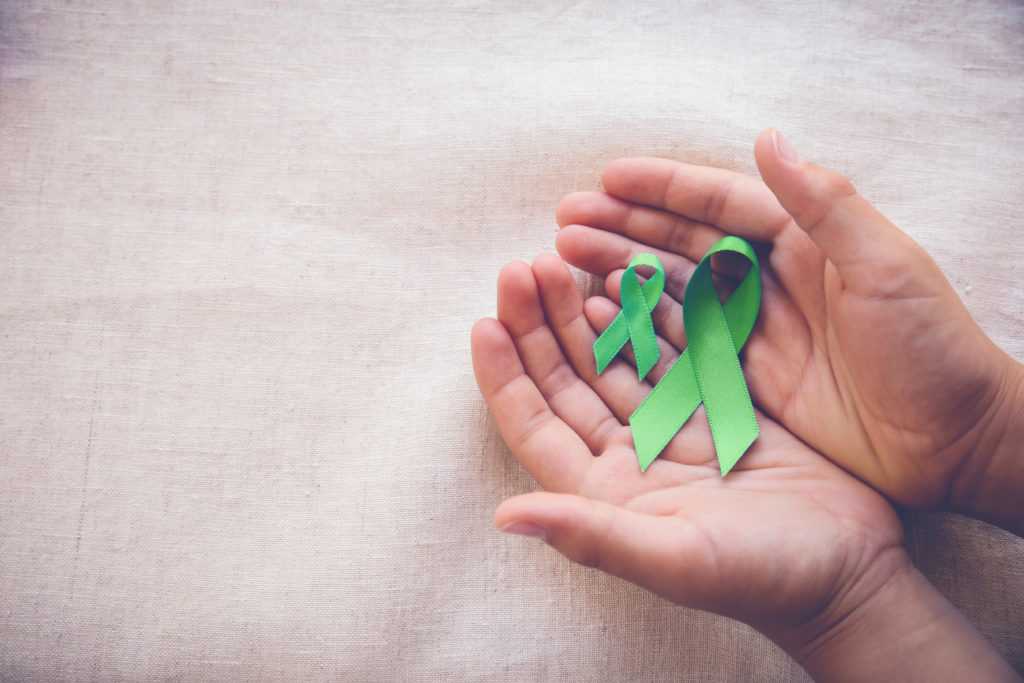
[495,491,709,606]
[754,128,926,295]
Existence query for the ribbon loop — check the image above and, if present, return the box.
[592,253,665,380]
[629,236,761,475]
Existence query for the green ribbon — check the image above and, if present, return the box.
[602,236,761,476]
[592,253,665,381]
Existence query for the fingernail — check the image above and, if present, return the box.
[772,129,801,164]
[500,521,547,541]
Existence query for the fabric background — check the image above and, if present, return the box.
[1,1,1022,680]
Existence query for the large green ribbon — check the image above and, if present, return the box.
[592,253,665,381]
[625,236,761,475]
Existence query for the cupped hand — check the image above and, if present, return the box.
[554,129,1024,515]
[470,252,906,638]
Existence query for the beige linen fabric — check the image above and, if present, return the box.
[0,1,1022,680]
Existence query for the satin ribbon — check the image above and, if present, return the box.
[592,253,665,381]
[630,236,761,475]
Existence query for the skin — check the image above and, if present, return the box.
[471,130,1023,679]
[553,129,1024,530]
[472,252,907,630]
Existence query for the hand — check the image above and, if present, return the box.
[471,254,1017,680]
[555,129,1024,528]
[472,250,905,633]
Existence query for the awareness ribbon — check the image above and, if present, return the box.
[592,253,665,381]
[594,236,761,476]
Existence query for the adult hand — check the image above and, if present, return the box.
[555,129,1024,531]
[470,254,1016,680]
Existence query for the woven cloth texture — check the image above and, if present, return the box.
[1,1,1022,680]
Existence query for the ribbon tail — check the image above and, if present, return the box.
[593,313,629,375]
[711,412,759,476]
[629,351,702,470]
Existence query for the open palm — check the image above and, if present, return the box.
[471,252,905,635]
[552,130,1020,510]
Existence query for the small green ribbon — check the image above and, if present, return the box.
[592,253,665,381]
[630,236,761,475]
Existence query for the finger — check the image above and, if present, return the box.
[555,224,697,299]
[494,491,717,609]
[599,157,794,242]
[754,129,935,298]
[497,260,628,455]
[530,253,660,423]
[556,194,826,361]
[471,318,592,492]
[603,265,740,319]
[555,190,728,264]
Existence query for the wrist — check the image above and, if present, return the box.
[950,355,1024,535]
[769,550,1018,682]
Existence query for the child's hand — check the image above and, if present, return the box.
[471,255,1016,680]
[554,129,1024,532]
